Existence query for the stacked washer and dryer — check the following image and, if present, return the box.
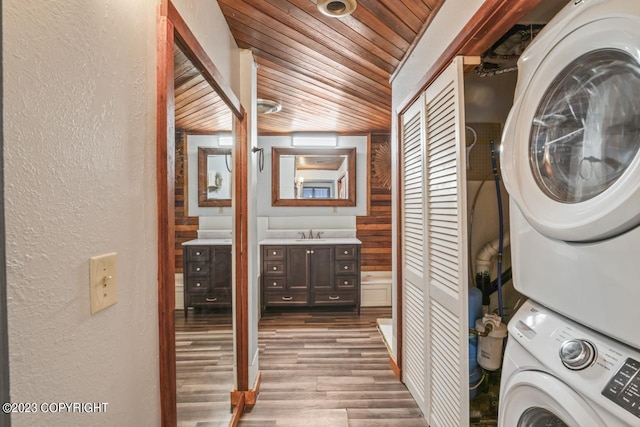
[499,0,640,425]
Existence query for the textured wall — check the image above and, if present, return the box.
[3,1,160,425]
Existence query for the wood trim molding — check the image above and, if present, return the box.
[244,371,262,407]
[394,110,404,375]
[167,2,244,120]
[390,356,402,381]
[365,133,372,217]
[234,112,249,392]
[229,392,245,427]
[397,0,542,115]
[157,6,177,426]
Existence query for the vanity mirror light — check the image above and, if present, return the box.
[198,146,232,207]
[272,147,356,207]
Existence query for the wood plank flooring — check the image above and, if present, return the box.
[240,307,427,427]
[176,309,235,427]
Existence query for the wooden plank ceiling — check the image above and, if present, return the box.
[218,0,444,134]
[174,41,233,134]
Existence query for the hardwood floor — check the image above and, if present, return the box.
[176,309,235,427]
[240,307,427,427]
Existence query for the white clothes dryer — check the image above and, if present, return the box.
[499,300,640,426]
[501,0,640,350]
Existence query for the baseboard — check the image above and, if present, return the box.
[390,356,401,381]
[245,371,262,407]
[228,392,245,427]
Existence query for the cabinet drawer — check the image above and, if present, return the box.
[186,246,210,261]
[190,291,231,306]
[336,261,357,275]
[335,245,358,259]
[265,261,285,275]
[186,277,210,293]
[264,246,285,260]
[336,276,357,290]
[265,291,309,306]
[187,261,210,277]
[264,277,285,290]
[314,290,356,305]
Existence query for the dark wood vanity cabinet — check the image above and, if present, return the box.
[183,244,232,316]
[261,244,360,312]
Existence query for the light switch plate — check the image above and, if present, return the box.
[90,252,118,314]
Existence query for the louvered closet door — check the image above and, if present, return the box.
[400,94,430,417]
[424,56,469,427]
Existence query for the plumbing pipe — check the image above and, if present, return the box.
[475,233,510,275]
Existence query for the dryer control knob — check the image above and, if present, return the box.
[559,339,597,370]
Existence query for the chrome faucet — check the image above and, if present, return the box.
[308,229,314,239]
[316,231,323,239]
[298,231,306,239]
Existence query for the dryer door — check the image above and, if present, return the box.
[502,14,640,242]
[499,371,606,427]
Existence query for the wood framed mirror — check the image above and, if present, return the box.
[271,147,356,207]
[157,1,249,425]
[198,147,232,207]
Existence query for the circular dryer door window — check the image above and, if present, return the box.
[530,49,640,204]
[518,407,568,426]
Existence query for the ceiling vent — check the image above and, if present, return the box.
[317,0,357,18]
[256,99,282,115]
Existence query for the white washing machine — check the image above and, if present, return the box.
[501,0,640,350]
[500,300,640,426]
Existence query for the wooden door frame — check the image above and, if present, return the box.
[393,0,542,376]
[156,1,248,425]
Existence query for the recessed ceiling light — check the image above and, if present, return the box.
[317,0,357,18]
[256,99,282,114]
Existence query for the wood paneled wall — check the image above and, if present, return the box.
[175,130,199,273]
[357,133,392,271]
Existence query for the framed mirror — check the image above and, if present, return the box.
[272,147,356,207]
[198,147,232,207]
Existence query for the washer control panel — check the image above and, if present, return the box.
[602,358,640,418]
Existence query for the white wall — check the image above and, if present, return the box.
[239,49,260,391]
[4,1,159,425]
[389,0,487,362]
[3,1,239,425]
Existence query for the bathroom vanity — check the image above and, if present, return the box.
[182,239,232,316]
[260,238,361,313]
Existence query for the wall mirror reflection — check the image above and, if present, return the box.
[198,146,232,207]
[272,147,356,207]
[173,39,235,425]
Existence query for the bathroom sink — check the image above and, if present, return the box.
[294,239,327,242]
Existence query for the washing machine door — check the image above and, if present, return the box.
[499,371,606,427]
[502,6,640,242]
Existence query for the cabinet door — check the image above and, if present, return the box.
[309,246,334,290]
[286,246,309,290]
[212,246,232,291]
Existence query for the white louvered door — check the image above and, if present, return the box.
[400,94,430,417]
[424,57,469,426]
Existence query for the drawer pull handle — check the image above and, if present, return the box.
[272,282,278,286]
[273,251,277,255]
[206,297,217,302]
[344,281,348,285]
[329,296,340,300]
[196,267,201,272]
[311,250,314,254]
[196,251,201,256]
[273,266,277,271]
[344,250,348,254]
[344,266,349,270]
[281,296,293,301]
[196,283,202,287]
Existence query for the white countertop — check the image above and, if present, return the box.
[260,238,361,245]
[182,238,232,246]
